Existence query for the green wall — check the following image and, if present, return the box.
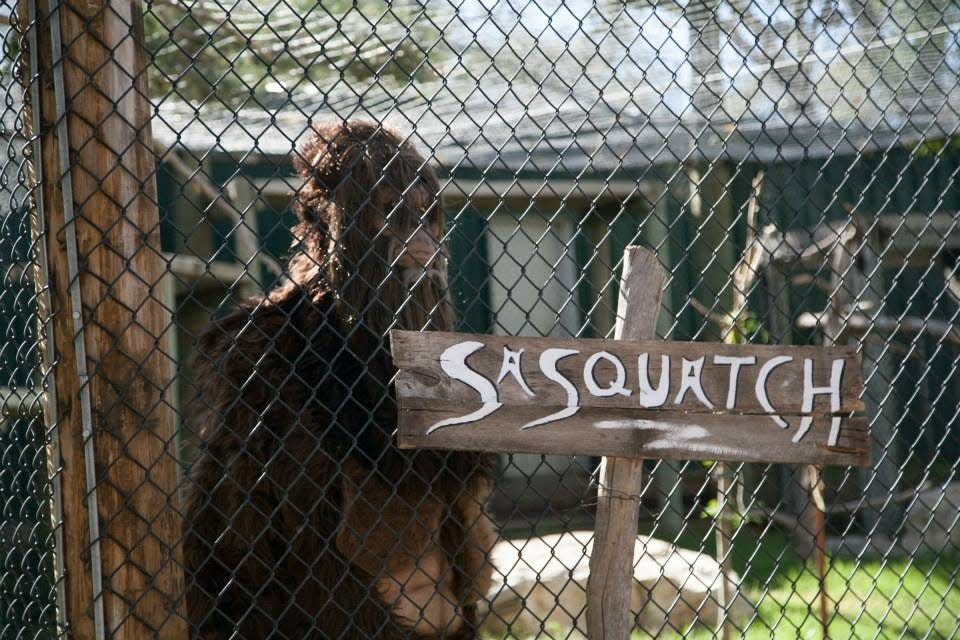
[155,144,960,469]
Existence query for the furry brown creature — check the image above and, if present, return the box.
[184,121,497,639]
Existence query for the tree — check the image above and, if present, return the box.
[144,0,448,108]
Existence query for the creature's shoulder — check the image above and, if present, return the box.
[192,288,340,381]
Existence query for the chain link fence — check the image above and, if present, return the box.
[2,0,960,637]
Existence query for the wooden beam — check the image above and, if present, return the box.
[30,0,186,636]
[759,222,856,268]
[684,161,737,342]
[796,310,960,346]
[855,229,903,536]
[870,212,960,265]
[760,212,960,269]
[765,258,820,555]
[159,147,282,278]
[242,175,661,203]
[646,182,683,535]
[164,252,256,294]
[587,246,666,639]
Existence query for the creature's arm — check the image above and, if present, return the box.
[335,458,443,577]
[450,476,496,604]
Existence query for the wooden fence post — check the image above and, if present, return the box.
[29,0,187,636]
[586,246,667,638]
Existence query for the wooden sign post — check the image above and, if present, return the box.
[29,1,186,637]
[588,247,667,639]
[391,247,868,637]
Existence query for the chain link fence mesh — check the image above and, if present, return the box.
[0,0,58,636]
[2,0,960,637]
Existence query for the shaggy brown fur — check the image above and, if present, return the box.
[184,121,497,639]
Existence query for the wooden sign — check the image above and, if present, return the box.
[391,331,869,467]
[393,246,871,638]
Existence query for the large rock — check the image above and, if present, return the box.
[479,531,751,638]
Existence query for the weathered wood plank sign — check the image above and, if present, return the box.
[391,331,869,466]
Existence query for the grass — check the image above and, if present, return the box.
[647,524,960,639]
[645,546,960,638]
[491,523,960,639]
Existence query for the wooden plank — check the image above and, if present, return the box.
[398,403,869,466]
[589,455,644,638]
[713,464,734,640]
[165,252,258,294]
[872,212,960,265]
[587,245,665,639]
[796,310,960,346]
[30,1,187,637]
[759,221,856,267]
[762,213,960,268]
[392,331,865,416]
[765,262,822,563]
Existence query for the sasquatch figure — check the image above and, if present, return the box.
[184,121,497,639]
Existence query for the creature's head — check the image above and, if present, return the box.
[290,121,452,335]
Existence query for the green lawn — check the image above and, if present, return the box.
[640,526,960,639]
[639,547,960,638]
[491,524,960,639]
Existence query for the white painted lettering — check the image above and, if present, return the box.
[426,341,502,434]
[755,355,793,429]
[674,357,714,409]
[583,351,631,397]
[522,348,580,429]
[637,353,670,407]
[827,419,843,447]
[496,347,536,396]
[713,355,757,410]
[793,358,845,443]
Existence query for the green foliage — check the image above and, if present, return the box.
[720,307,769,347]
[143,0,446,106]
[732,309,769,346]
[698,496,760,527]
[909,136,960,158]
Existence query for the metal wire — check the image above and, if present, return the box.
[2,0,960,638]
